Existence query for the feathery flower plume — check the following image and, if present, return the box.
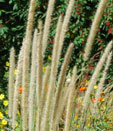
[22,0,36,130]
[28,29,38,131]
[84,0,107,61]
[35,20,43,131]
[40,66,50,130]
[40,16,62,131]
[53,85,71,130]
[40,66,50,116]
[58,0,75,62]
[12,45,24,130]
[64,66,77,131]
[42,0,56,53]
[8,47,15,119]
[50,43,74,131]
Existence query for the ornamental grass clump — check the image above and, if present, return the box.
[12,44,24,130]
[8,47,15,119]
[83,0,108,62]
[64,66,77,131]
[29,29,38,131]
[35,20,43,131]
[7,0,113,130]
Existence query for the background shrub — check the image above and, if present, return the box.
[0,0,113,93]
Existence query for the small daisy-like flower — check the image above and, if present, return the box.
[0,94,5,100]
[74,115,78,121]
[98,97,103,101]
[110,124,113,127]
[0,112,4,119]
[94,85,98,89]
[14,69,18,75]
[92,97,103,103]
[5,110,8,115]
[1,119,8,125]
[3,100,8,106]
[19,87,22,94]
[92,98,96,103]
[17,111,20,115]
[76,124,80,128]
[87,123,90,127]
[79,87,87,91]
[43,66,46,72]
[16,123,18,127]
[48,55,51,60]
[6,61,10,66]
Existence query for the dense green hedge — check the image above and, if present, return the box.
[0,0,113,92]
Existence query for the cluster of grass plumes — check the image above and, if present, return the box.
[7,0,113,130]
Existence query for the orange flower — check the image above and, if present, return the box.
[98,97,103,101]
[92,97,103,103]
[92,98,96,103]
[79,87,87,91]
[19,88,22,94]
[110,124,113,127]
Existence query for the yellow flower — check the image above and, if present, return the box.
[74,115,78,121]
[88,115,91,120]
[3,100,8,106]
[17,111,20,115]
[87,123,90,127]
[0,94,5,100]
[0,112,4,119]
[1,119,8,125]
[48,56,51,60]
[6,61,10,66]
[43,66,46,72]
[16,123,18,127]
[14,69,18,75]
[94,85,98,89]
[76,124,80,128]
[5,110,8,115]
